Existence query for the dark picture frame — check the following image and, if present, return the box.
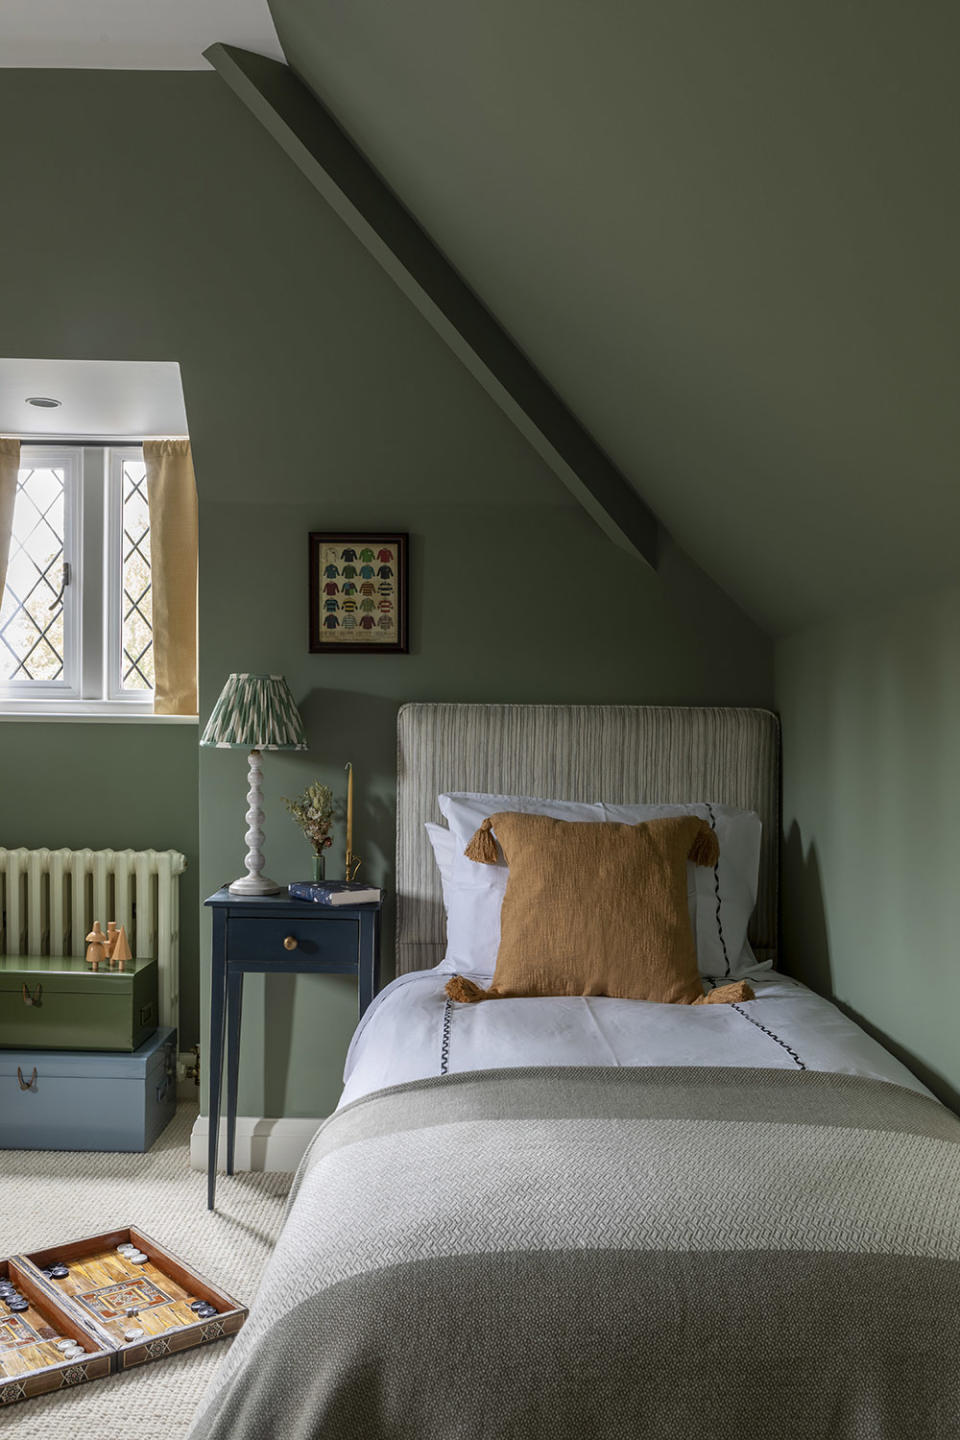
[309,532,409,654]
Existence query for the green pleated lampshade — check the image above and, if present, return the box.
[199,673,308,750]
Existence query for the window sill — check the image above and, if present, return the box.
[0,706,198,724]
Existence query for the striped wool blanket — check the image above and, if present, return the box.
[188,1066,960,1439]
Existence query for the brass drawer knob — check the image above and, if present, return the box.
[17,1066,37,1091]
[21,983,42,1007]
[283,935,298,951]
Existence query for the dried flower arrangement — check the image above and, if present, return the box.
[282,781,335,862]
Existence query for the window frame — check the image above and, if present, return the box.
[105,446,154,707]
[0,446,82,702]
[0,442,165,718]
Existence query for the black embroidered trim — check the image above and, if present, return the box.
[440,998,453,1076]
[731,1002,806,1071]
[704,802,731,977]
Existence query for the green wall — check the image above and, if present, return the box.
[0,70,772,1121]
[777,586,960,1107]
[0,722,200,1045]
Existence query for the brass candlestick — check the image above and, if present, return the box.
[344,761,362,882]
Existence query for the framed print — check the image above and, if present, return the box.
[309,532,409,654]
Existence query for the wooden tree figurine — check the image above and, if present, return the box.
[106,921,119,966]
[85,922,108,971]
[113,925,133,971]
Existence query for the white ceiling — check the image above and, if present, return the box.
[0,0,283,69]
[0,359,188,437]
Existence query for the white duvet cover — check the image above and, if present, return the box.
[340,968,929,1108]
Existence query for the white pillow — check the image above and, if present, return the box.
[425,820,503,976]
[438,791,607,841]
[434,792,764,980]
[424,821,456,917]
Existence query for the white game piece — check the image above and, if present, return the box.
[129,1251,148,1263]
[56,1339,74,1351]
[123,1327,144,1341]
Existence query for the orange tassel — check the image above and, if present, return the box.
[688,822,719,869]
[445,975,492,1004]
[464,818,500,865]
[692,980,755,1006]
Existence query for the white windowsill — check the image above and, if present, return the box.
[0,705,198,724]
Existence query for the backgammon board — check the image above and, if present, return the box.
[1,1227,246,1407]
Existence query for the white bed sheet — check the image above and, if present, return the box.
[340,968,930,1108]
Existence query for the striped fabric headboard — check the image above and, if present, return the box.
[395,704,780,976]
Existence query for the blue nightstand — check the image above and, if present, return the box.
[203,887,382,1210]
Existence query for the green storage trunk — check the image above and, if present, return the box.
[0,956,158,1052]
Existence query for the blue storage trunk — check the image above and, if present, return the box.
[0,1027,176,1152]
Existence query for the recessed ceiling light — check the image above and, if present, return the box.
[25,395,62,408]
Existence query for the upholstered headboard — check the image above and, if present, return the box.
[395,703,780,976]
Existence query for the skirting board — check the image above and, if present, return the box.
[190,1114,324,1173]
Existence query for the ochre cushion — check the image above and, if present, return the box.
[447,811,727,1004]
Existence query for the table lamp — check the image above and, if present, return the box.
[200,673,307,895]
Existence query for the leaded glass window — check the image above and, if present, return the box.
[0,444,162,711]
[119,457,154,692]
[0,453,77,691]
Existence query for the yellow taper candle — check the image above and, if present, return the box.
[345,761,354,881]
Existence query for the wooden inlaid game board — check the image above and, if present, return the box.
[0,1258,111,1406]
[1,1227,246,1406]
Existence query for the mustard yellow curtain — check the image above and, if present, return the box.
[0,437,19,614]
[144,439,198,716]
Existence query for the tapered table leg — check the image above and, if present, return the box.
[207,915,228,1211]
[226,969,244,1176]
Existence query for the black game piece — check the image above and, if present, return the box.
[189,1299,208,1311]
[49,1265,70,1278]
[8,1299,29,1312]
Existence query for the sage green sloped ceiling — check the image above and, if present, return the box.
[268,0,960,635]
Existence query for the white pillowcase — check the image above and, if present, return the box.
[428,792,765,980]
[426,821,504,977]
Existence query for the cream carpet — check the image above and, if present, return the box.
[0,1104,293,1439]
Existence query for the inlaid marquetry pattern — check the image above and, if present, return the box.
[42,1244,216,1347]
[58,1362,89,1387]
[77,1276,172,1323]
[4,1230,246,1403]
[0,1273,97,1381]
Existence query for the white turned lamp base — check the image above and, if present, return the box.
[229,748,283,896]
[228,873,282,896]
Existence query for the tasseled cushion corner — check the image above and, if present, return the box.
[464,818,500,865]
[445,974,493,1004]
[692,980,755,1006]
[688,821,719,869]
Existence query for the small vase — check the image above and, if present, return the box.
[311,853,326,883]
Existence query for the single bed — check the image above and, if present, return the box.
[188,704,960,1440]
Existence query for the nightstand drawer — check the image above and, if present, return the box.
[224,915,358,969]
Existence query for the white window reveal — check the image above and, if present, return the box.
[0,446,156,714]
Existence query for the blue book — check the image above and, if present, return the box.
[288,880,382,907]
